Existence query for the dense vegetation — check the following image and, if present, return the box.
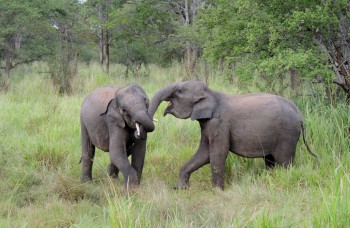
[1,0,349,227]
[1,0,350,101]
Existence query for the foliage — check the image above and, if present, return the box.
[0,0,54,88]
[45,0,83,95]
[0,0,88,94]
[108,1,177,68]
[198,0,350,99]
[1,0,350,100]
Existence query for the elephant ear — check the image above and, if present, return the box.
[191,95,219,120]
[105,99,125,128]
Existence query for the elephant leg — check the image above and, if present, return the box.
[107,163,119,178]
[109,132,139,189]
[81,124,96,182]
[264,154,276,169]
[107,145,132,179]
[130,139,146,181]
[107,147,133,179]
[209,135,229,190]
[273,141,297,168]
[175,135,210,189]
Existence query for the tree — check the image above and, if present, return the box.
[199,0,350,103]
[46,0,88,95]
[83,0,105,72]
[83,0,128,74]
[283,0,350,102]
[107,0,176,76]
[163,0,205,78]
[0,0,53,90]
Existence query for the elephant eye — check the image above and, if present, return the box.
[175,89,182,94]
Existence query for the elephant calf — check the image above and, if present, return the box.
[80,84,155,189]
[148,80,317,190]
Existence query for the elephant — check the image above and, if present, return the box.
[80,84,155,189]
[148,80,317,190]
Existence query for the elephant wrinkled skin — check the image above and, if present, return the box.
[149,80,317,190]
[80,84,154,189]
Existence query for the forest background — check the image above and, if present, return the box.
[0,0,349,227]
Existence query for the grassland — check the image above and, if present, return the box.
[0,63,349,227]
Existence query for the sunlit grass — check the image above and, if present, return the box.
[0,62,349,226]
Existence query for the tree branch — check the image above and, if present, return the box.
[333,79,349,93]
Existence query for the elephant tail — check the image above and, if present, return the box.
[301,122,319,159]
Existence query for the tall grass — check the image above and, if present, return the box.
[0,62,349,227]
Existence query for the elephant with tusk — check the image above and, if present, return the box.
[80,84,155,190]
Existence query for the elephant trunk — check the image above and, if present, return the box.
[148,82,179,118]
[134,110,155,133]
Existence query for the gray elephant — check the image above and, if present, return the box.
[148,80,317,190]
[80,84,155,189]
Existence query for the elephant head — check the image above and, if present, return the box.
[148,81,219,120]
[103,84,155,139]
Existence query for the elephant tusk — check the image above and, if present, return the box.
[135,122,141,137]
[153,118,158,122]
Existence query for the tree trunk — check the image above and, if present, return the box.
[125,66,129,78]
[333,44,350,103]
[331,11,350,103]
[325,86,335,106]
[190,47,198,79]
[228,62,235,83]
[2,35,15,91]
[98,0,104,73]
[289,69,297,90]
[4,50,12,91]
[204,60,209,84]
[105,0,109,75]
[185,43,192,78]
[14,32,21,51]
[218,58,224,75]
[183,0,199,79]
[184,0,192,78]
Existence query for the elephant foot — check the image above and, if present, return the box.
[173,180,189,190]
[107,163,119,179]
[81,175,92,183]
[109,173,119,179]
[212,184,224,191]
[124,170,140,191]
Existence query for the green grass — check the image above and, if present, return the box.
[0,62,349,227]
